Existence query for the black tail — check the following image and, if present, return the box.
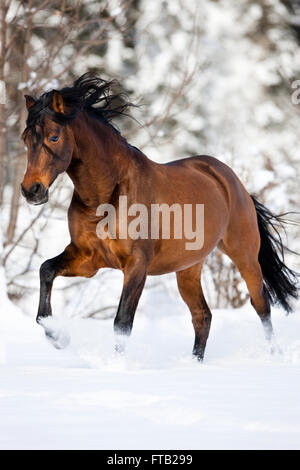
[251,195,299,313]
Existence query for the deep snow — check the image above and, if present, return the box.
[0,289,300,450]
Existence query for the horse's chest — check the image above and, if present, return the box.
[68,211,127,270]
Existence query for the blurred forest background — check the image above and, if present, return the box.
[0,0,300,319]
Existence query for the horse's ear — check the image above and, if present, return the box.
[51,90,64,114]
[24,95,35,110]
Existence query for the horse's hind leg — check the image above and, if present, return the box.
[219,239,274,344]
[176,262,212,361]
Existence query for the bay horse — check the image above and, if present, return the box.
[21,73,298,360]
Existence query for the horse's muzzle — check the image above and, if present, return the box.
[21,182,49,205]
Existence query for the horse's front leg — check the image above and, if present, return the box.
[37,243,97,348]
[114,254,148,354]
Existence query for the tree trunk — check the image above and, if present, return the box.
[6,104,27,245]
[0,0,7,207]
[6,1,32,245]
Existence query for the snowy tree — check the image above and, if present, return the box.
[0,0,299,315]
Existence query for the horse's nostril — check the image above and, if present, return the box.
[30,183,42,195]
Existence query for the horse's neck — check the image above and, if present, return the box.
[67,114,145,208]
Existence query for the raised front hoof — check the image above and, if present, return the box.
[44,327,71,350]
[37,317,71,350]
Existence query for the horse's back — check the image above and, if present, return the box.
[166,154,243,189]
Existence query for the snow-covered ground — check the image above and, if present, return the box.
[0,288,300,450]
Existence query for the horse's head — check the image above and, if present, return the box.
[21,91,75,205]
[21,73,135,205]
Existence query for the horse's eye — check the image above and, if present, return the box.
[49,135,59,142]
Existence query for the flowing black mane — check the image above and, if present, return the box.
[23,73,135,139]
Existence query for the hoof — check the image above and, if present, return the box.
[192,347,204,362]
[38,317,71,350]
[114,333,128,355]
[192,353,204,363]
[270,343,282,356]
[115,342,125,355]
[45,327,71,349]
